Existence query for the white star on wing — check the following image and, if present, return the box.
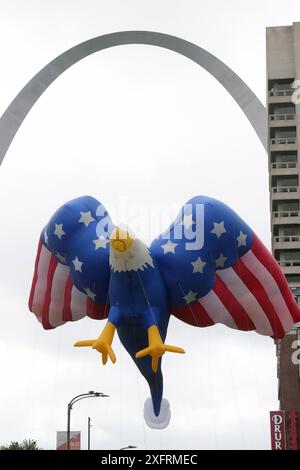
[78,211,95,227]
[236,231,247,247]
[93,235,109,250]
[85,288,96,301]
[215,253,227,268]
[54,223,65,239]
[161,240,178,254]
[72,256,83,272]
[56,252,67,263]
[181,214,194,229]
[191,257,206,273]
[210,221,226,238]
[183,290,198,304]
[44,231,48,244]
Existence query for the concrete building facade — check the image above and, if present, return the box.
[267,22,300,449]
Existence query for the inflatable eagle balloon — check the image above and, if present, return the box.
[29,195,300,428]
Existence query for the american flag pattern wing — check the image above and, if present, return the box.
[151,196,300,339]
[29,196,114,329]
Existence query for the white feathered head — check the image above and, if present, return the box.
[109,225,154,273]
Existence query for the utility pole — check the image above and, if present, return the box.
[88,417,91,450]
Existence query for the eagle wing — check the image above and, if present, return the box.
[151,196,300,339]
[29,196,114,329]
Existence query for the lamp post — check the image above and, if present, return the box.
[120,445,137,450]
[67,391,109,450]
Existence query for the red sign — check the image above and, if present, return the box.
[270,411,286,450]
[289,410,298,450]
[56,431,81,450]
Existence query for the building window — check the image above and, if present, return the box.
[271,151,297,164]
[272,175,298,192]
[268,78,294,96]
[269,103,295,121]
[280,251,300,261]
[274,200,299,211]
[285,275,300,284]
[270,127,297,145]
[274,128,296,139]
[278,226,300,236]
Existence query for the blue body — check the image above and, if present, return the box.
[108,259,170,416]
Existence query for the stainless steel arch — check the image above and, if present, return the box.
[0,30,267,166]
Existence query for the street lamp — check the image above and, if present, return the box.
[120,445,137,450]
[67,391,109,450]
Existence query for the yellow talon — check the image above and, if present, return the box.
[135,325,185,373]
[74,321,116,365]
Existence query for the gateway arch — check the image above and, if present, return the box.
[0,30,267,166]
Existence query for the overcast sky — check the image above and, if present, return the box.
[0,0,299,450]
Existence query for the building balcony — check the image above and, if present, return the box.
[272,211,300,225]
[270,162,297,176]
[269,89,293,98]
[269,114,296,127]
[271,162,297,169]
[269,138,297,151]
[273,235,300,249]
[271,186,299,199]
[268,89,293,104]
[278,260,300,274]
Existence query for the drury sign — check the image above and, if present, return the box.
[270,411,286,450]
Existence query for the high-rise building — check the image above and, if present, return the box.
[267,22,300,449]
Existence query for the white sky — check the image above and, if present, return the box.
[0,0,299,450]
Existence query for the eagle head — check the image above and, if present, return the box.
[109,226,154,272]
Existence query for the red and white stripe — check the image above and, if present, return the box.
[171,234,300,339]
[29,240,108,329]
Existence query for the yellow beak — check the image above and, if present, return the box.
[110,226,133,252]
